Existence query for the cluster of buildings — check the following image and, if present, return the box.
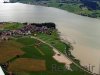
[0,22,55,41]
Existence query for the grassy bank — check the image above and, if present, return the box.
[36,30,92,75]
[47,1,100,18]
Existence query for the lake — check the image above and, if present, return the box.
[0,3,100,74]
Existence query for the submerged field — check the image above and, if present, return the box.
[0,22,92,75]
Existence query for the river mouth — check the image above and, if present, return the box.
[0,3,100,74]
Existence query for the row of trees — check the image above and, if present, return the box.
[31,23,56,29]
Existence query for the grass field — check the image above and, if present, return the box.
[13,37,71,75]
[0,40,24,63]
[0,35,91,75]
[0,24,5,30]
[8,58,46,72]
[36,30,70,53]
[3,22,23,30]
[36,31,91,75]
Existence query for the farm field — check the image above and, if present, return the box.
[0,36,89,75]
[0,36,68,75]
[0,22,92,75]
[0,40,24,63]
[8,58,46,72]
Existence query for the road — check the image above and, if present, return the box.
[31,36,94,75]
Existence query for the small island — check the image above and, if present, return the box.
[0,22,92,75]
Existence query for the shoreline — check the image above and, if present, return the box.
[8,2,100,19]
[0,3,100,74]
[0,22,93,75]
[55,26,99,75]
[58,30,100,75]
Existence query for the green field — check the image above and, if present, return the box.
[4,22,23,30]
[0,22,92,75]
[36,31,91,75]
[11,37,65,75]
[0,36,90,75]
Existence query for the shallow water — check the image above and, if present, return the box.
[0,3,100,74]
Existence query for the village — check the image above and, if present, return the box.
[0,22,56,41]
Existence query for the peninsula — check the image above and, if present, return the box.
[0,22,93,75]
